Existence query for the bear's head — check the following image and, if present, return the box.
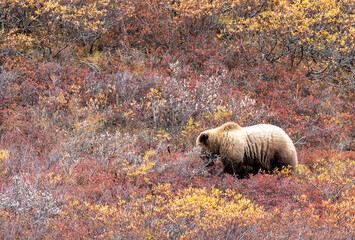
[196,130,220,166]
[196,122,241,166]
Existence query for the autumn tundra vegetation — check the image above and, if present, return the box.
[0,0,354,239]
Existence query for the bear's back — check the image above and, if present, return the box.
[243,124,291,141]
[242,124,295,156]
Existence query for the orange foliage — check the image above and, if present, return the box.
[0,0,353,239]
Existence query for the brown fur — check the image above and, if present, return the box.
[196,122,298,178]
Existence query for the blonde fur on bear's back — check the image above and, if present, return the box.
[241,124,298,169]
[219,122,242,131]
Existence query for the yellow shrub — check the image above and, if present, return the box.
[120,151,155,179]
[0,150,9,176]
[61,184,267,239]
[297,154,355,201]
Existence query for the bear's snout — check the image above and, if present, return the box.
[199,148,219,167]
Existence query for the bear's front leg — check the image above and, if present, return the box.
[238,165,254,179]
[221,161,248,178]
[222,162,236,175]
[223,161,253,179]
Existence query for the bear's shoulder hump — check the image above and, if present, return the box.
[220,122,242,132]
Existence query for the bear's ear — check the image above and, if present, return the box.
[199,133,209,146]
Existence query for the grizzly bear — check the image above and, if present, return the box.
[196,122,298,178]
